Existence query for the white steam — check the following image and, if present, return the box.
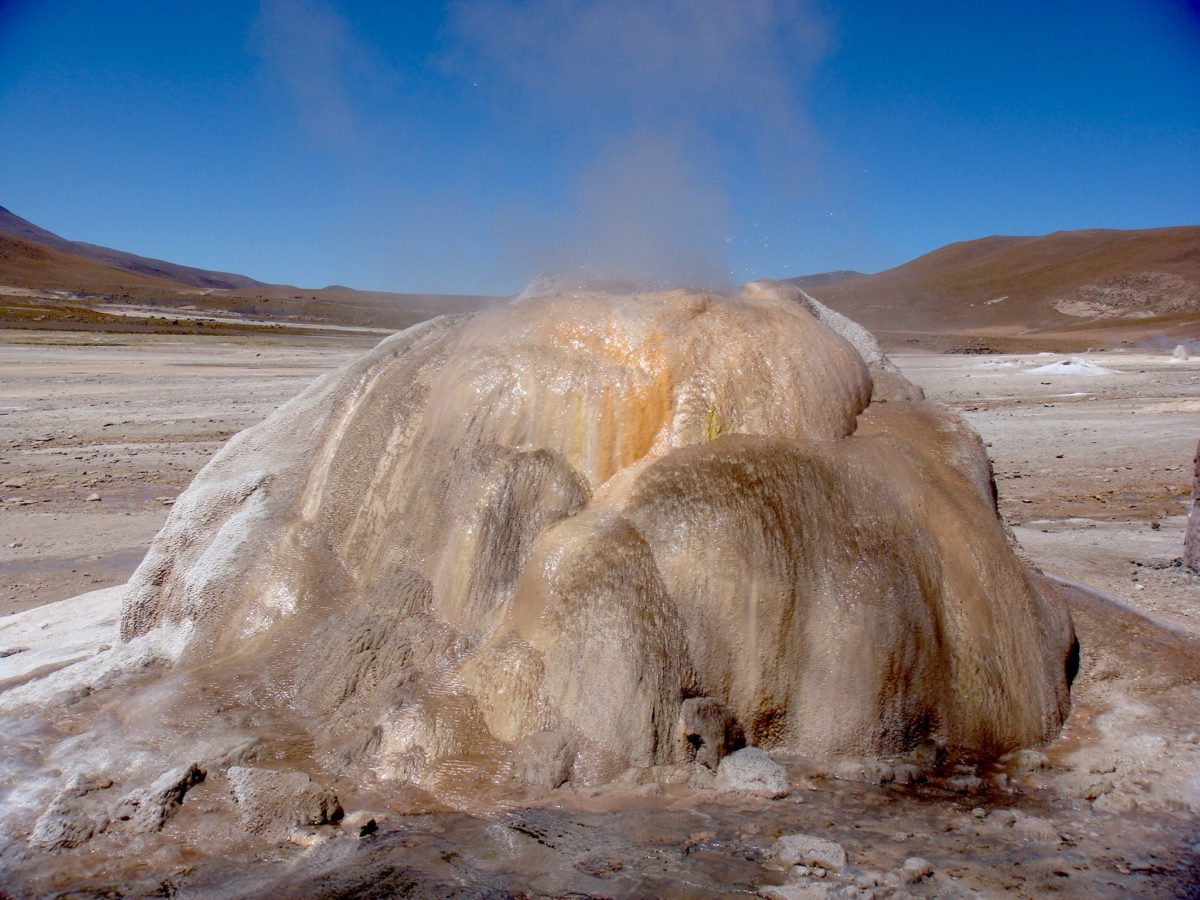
[446,0,828,287]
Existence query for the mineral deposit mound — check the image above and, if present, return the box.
[8,283,1075,819]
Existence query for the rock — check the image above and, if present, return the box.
[1000,747,1050,770]
[85,493,101,502]
[1173,344,1189,362]
[2,478,26,488]
[869,368,926,402]
[115,763,206,833]
[227,766,343,835]
[892,763,923,785]
[1093,791,1138,813]
[830,757,894,784]
[1011,812,1059,842]
[943,774,984,793]
[513,730,577,788]
[770,833,848,872]
[989,808,1018,827]
[688,765,718,790]
[716,747,789,798]
[677,697,745,769]
[897,856,934,884]
[29,774,115,851]
[759,882,830,900]
[359,818,378,837]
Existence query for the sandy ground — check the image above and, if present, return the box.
[0,329,373,614]
[2,333,1199,897]
[896,350,1200,638]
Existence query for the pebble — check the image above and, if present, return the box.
[85,493,102,502]
[898,857,934,885]
[770,834,847,872]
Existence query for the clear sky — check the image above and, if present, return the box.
[1,0,1197,295]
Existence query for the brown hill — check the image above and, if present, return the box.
[0,206,262,290]
[0,208,498,333]
[780,269,868,289]
[799,227,1200,348]
[0,233,188,294]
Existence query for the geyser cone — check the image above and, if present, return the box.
[11,284,1074,813]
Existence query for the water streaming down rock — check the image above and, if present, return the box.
[12,284,1075,820]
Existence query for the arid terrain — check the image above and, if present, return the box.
[0,330,373,614]
[1,215,1199,897]
[0,207,498,335]
[798,226,1200,353]
[1,320,1198,897]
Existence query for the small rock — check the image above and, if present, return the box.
[989,808,1018,827]
[359,818,378,837]
[227,766,343,835]
[897,856,934,885]
[715,747,789,798]
[513,730,576,789]
[2,478,26,488]
[116,763,206,833]
[29,774,116,851]
[1011,812,1059,842]
[891,763,922,785]
[943,774,983,793]
[677,697,745,769]
[830,757,894,784]
[85,493,102,502]
[770,833,847,872]
[758,882,830,900]
[971,806,987,818]
[857,871,884,888]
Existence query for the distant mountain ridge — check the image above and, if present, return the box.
[786,226,1200,341]
[0,205,499,333]
[780,269,868,289]
[0,206,261,290]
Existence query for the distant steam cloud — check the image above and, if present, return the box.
[447,0,827,286]
[251,0,385,149]
[556,131,731,288]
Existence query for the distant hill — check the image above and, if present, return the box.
[0,206,261,290]
[780,270,868,289]
[0,205,499,333]
[0,232,186,294]
[791,226,1200,347]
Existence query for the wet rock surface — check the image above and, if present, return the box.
[8,751,1197,897]
[717,747,790,798]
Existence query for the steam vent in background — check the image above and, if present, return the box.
[5,283,1075,822]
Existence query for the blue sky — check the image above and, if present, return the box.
[1,0,1197,294]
